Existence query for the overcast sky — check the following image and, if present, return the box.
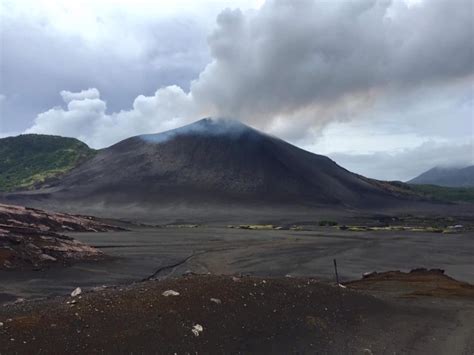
[0,0,472,181]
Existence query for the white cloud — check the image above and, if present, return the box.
[26,86,200,148]
[60,88,100,103]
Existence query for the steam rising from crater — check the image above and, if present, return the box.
[140,118,257,144]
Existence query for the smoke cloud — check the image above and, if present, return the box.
[26,0,473,148]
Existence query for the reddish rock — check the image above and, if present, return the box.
[0,203,122,270]
[0,203,123,233]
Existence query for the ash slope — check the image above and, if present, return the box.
[15,119,413,208]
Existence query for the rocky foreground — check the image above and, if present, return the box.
[0,270,473,354]
[0,203,123,270]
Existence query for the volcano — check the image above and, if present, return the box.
[47,118,411,207]
[3,119,414,209]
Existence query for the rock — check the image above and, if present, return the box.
[71,287,82,297]
[26,243,41,252]
[191,324,204,336]
[363,271,377,278]
[162,290,180,297]
[428,268,445,275]
[39,254,57,262]
[92,285,107,292]
[0,322,3,327]
[0,203,123,270]
[210,298,222,304]
[0,203,124,234]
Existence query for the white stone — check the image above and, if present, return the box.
[192,324,203,336]
[162,290,180,297]
[71,287,82,297]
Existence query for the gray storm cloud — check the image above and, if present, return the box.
[25,0,473,148]
[192,0,473,127]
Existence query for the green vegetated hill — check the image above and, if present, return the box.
[0,134,96,192]
[386,181,474,203]
[408,184,474,203]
